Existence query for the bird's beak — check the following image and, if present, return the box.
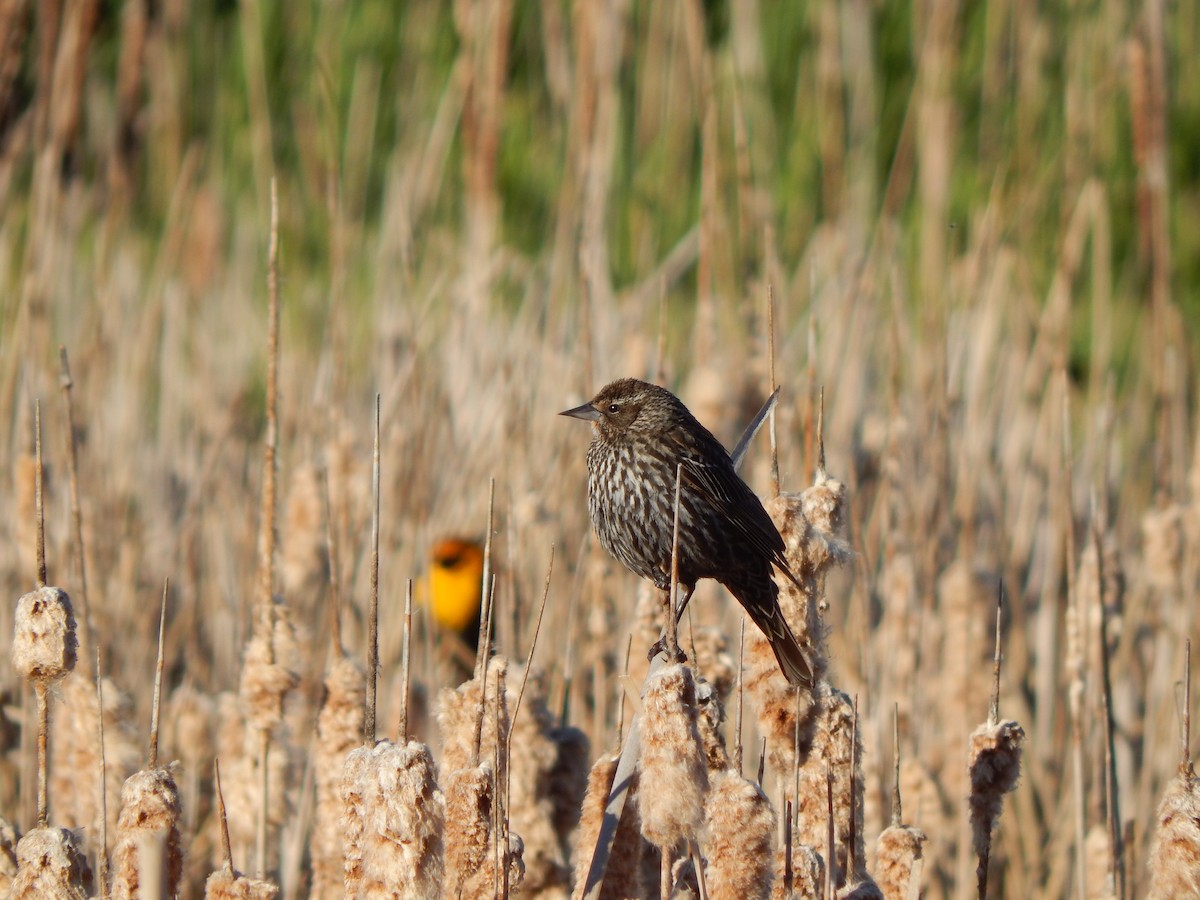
[559,402,601,422]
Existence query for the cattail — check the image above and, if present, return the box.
[310,655,365,899]
[1,815,19,895]
[794,689,863,880]
[1146,762,1200,898]
[280,462,328,602]
[13,585,78,685]
[340,740,444,897]
[702,769,776,900]
[50,673,141,853]
[1084,823,1117,900]
[967,718,1025,892]
[504,665,575,892]
[110,766,184,900]
[571,751,644,900]
[695,676,730,773]
[1142,501,1185,594]
[203,868,280,899]
[212,692,287,866]
[441,764,495,898]
[772,842,823,900]
[238,602,300,735]
[749,481,851,780]
[688,625,736,700]
[548,724,591,840]
[436,656,509,777]
[873,824,926,900]
[638,663,709,850]
[8,826,93,899]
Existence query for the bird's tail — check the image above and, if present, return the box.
[728,577,814,688]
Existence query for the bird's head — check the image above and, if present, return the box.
[559,378,676,442]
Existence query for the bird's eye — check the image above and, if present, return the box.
[607,403,620,413]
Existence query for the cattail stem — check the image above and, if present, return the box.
[255,729,268,879]
[398,580,412,744]
[149,578,168,768]
[767,284,780,498]
[365,394,380,745]
[215,759,233,874]
[35,400,46,588]
[36,682,49,827]
[96,650,110,899]
[58,346,92,653]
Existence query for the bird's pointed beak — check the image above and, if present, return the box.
[559,402,601,422]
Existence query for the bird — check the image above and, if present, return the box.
[427,537,486,647]
[560,377,812,686]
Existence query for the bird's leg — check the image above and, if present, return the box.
[647,585,690,664]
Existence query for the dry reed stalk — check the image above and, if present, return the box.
[308,655,364,900]
[110,766,184,899]
[571,751,645,900]
[638,662,710,853]
[339,739,445,897]
[701,768,776,900]
[8,826,93,899]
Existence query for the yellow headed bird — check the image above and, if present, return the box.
[427,537,485,647]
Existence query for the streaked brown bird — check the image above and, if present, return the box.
[560,377,812,686]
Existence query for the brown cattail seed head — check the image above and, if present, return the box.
[874,824,927,900]
[702,769,776,900]
[0,815,19,895]
[13,586,77,684]
[638,663,709,850]
[203,868,280,899]
[110,766,184,900]
[1146,764,1200,899]
[967,719,1025,859]
[8,827,93,899]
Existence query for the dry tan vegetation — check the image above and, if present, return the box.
[3,1,1200,897]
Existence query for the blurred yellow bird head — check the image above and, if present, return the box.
[427,537,485,635]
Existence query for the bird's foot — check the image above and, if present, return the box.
[646,638,688,666]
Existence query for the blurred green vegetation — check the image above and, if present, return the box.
[3,0,1199,358]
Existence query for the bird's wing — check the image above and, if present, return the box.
[673,427,792,571]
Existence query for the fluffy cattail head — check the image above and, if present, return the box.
[110,766,184,900]
[702,769,776,900]
[203,868,280,898]
[8,826,93,899]
[1146,764,1200,899]
[13,586,77,684]
[874,824,926,900]
[967,719,1025,859]
[638,663,709,850]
